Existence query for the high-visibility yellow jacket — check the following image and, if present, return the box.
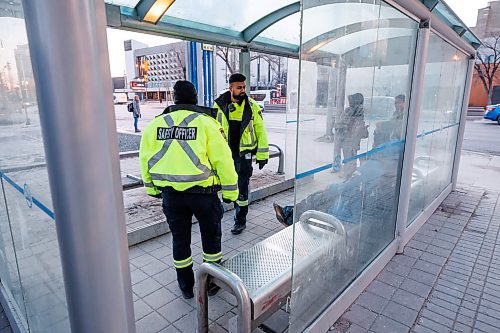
[139,104,239,201]
[213,92,269,161]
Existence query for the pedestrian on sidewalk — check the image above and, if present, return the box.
[332,93,367,177]
[133,95,141,133]
[139,80,238,299]
[214,73,269,235]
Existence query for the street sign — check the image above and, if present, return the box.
[130,81,145,89]
[202,44,214,52]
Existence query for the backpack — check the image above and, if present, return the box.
[127,103,134,113]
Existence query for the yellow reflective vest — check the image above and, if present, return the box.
[139,104,239,201]
[213,93,269,161]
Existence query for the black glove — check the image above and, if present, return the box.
[149,193,162,199]
[222,197,233,204]
[257,159,268,170]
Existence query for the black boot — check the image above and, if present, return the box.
[208,283,220,296]
[181,289,194,299]
[231,223,246,235]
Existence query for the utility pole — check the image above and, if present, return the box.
[18,53,30,125]
[257,55,261,90]
[277,57,281,86]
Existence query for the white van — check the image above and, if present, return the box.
[250,89,283,111]
[250,89,279,104]
[113,93,128,104]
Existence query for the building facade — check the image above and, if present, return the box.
[473,0,500,39]
[14,44,36,104]
[123,40,187,101]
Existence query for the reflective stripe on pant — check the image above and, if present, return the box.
[203,251,222,263]
[233,156,253,225]
[162,191,223,292]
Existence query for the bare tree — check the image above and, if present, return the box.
[474,35,500,105]
[250,52,287,88]
[216,47,239,75]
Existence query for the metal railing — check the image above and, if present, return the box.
[123,143,285,190]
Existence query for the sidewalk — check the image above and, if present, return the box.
[327,150,500,333]
[329,186,500,333]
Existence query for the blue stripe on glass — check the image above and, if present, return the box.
[0,172,55,220]
[296,122,459,180]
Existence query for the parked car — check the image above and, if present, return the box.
[251,89,281,112]
[218,88,265,112]
[484,104,500,125]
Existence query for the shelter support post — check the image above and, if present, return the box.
[452,57,475,190]
[21,0,136,331]
[395,20,431,254]
[239,50,251,93]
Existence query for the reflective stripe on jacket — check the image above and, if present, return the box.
[139,104,238,201]
[213,92,269,161]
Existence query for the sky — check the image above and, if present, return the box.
[445,0,490,27]
[106,28,179,77]
[107,1,493,77]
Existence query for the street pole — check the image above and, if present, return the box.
[278,57,281,85]
[19,54,30,125]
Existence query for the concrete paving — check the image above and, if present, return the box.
[457,151,500,192]
[129,190,294,333]
[325,123,500,332]
[328,186,500,333]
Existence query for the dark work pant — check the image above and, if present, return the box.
[233,155,253,225]
[162,192,223,292]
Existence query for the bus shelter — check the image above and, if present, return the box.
[0,0,480,332]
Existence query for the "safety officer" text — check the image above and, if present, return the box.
[157,126,197,141]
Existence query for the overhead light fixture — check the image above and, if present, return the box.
[307,40,330,54]
[141,0,175,24]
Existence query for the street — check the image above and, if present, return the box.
[462,117,500,155]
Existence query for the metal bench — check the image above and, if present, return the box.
[411,156,441,188]
[196,210,354,333]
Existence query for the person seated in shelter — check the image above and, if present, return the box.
[273,157,385,227]
[273,98,406,228]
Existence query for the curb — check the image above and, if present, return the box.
[126,177,294,246]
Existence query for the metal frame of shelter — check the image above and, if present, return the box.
[6,0,480,332]
[105,0,480,57]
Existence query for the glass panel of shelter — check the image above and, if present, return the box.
[288,0,417,330]
[0,4,70,332]
[165,0,297,31]
[407,32,469,225]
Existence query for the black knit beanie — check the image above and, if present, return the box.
[173,80,198,105]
